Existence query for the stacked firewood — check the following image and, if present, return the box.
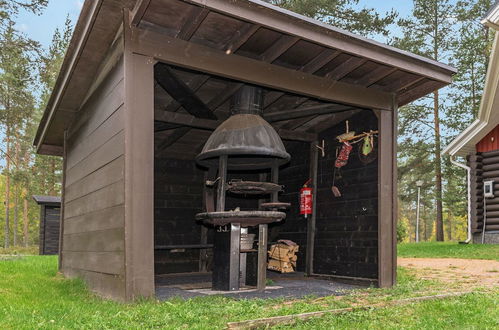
[267,240,298,273]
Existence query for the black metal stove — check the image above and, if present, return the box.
[196,85,290,291]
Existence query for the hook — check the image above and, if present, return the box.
[316,140,325,158]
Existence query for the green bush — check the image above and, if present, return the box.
[397,220,408,243]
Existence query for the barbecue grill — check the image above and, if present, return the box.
[196,85,290,291]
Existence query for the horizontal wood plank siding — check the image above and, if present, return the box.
[65,268,126,301]
[65,156,124,203]
[64,205,125,235]
[63,251,125,274]
[61,56,126,300]
[63,228,125,252]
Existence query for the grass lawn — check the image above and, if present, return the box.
[0,255,498,329]
[398,242,499,261]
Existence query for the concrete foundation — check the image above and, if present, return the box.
[473,231,499,244]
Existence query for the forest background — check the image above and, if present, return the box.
[0,0,494,248]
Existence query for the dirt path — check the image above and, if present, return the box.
[399,258,499,288]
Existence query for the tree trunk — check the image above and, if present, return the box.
[13,185,18,246]
[433,90,444,241]
[447,210,452,241]
[4,128,11,248]
[13,138,20,246]
[423,204,427,241]
[23,197,29,247]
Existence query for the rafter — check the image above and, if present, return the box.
[325,57,367,81]
[177,7,210,40]
[132,28,395,110]
[300,49,342,74]
[155,64,217,119]
[260,35,299,62]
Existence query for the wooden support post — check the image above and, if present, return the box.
[306,141,319,275]
[257,223,268,291]
[58,130,68,269]
[377,104,397,288]
[257,162,279,290]
[216,155,227,212]
[200,168,215,273]
[229,223,241,291]
[124,11,155,300]
[212,155,241,291]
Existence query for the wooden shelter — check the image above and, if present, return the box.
[34,0,455,301]
[33,195,61,255]
[445,2,499,244]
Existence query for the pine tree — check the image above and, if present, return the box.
[396,0,456,241]
[0,24,38,247]
[269,0,397,38]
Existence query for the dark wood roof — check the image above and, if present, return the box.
[34,0,456,156]
[32,195,62,205]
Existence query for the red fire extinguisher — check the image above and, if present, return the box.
[300,179,313,219]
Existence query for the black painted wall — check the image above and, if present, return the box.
[270,140,310,272]
[314,111,378,279]
[154,110,378,279]
[154,157,207,274]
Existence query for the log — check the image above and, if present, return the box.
[481,163,499,171]
[482,150,499,158]
[226,291,475,329]
[483,170,499,178]
[482,156,499,165]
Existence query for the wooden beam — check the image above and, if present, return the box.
[131,27,394,110]
[155,109,219,130]
[123,12,155,300]
[377,105,396,288]
[264,104,354,122]
[381,74,425,93]
[154,111,318,141]
[130,0,151,27]
[58,130,68,270]
[307,110,362,133]
[177,7,210,41]
[163,74,211,112]
[226,291,474,329]
[300,49,341,74]
[277,129,318,142]
[398,80,444,105]
[306,140,318,275]
[355,67,397,87]
[280,116,317,130]
[325,57,367,81]
[260,35,299,62]
[157,127,191,152]
[155,63,217,119]
[182,0,455,83]
[223,23,260,53]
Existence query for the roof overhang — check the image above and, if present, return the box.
[34,0,456,156]
[32,195,62,206]
[444,3,499,158]
[482,1,499,29]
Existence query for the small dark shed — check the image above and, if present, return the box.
[33,195,61,255]
[33,0,455,301]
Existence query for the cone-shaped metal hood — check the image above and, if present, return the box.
[196,86,290,170]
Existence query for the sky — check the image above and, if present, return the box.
[13,0,413,48]
[15,0,83,48]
